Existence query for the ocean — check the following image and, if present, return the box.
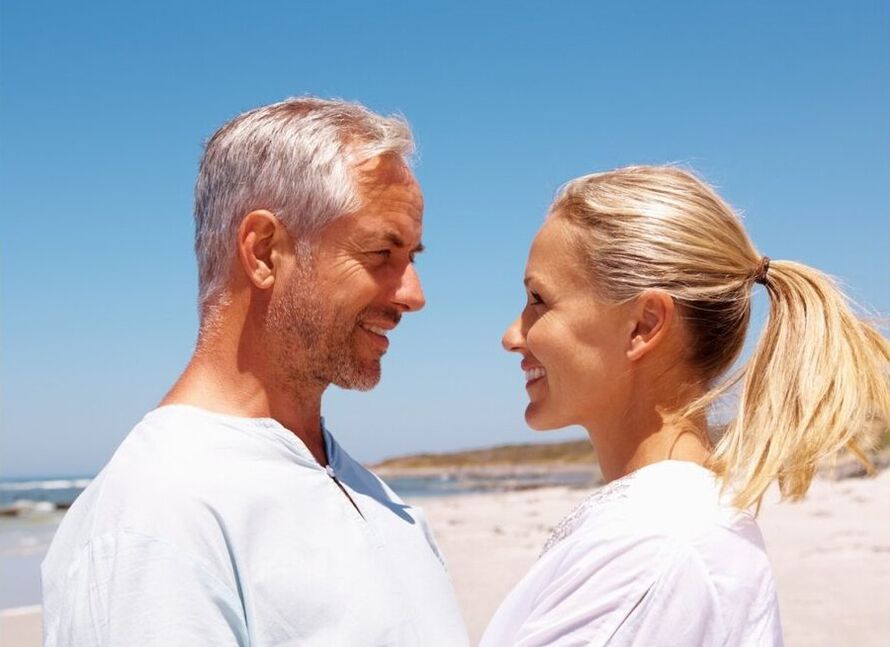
[0,469,599,609]
[0,470,598,511]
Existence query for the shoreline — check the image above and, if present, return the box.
[4,447,884,516]
[374,461,601,478]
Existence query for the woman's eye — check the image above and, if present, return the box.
[528,291,544,306]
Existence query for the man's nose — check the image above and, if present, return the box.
[393,263,426,312]
[502,315,524,353]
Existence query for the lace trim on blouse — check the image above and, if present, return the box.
[540,473,636,556]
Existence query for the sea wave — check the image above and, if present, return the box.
[0,478,92,514]
[0,479,92,492]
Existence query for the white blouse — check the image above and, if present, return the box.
[480,460,783,646]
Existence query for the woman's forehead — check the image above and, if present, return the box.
[526,218,588,288]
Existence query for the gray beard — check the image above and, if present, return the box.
[266,275,382,394]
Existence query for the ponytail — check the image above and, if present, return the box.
[708,260,890,509]
[553,165,890,510]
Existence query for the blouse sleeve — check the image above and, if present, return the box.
[607,534,783,647]
[605,541,728,646]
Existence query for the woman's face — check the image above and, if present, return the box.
[502,216,633,431]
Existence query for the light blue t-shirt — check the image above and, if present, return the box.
[42,405,468,646]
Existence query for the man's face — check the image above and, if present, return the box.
[267,154,425,392]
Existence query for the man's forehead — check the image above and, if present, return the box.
[354,153,416,187]
[355,163,424,215]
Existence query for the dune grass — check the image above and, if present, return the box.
[372,439,596,470]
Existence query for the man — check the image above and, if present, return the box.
[42,98,469,646]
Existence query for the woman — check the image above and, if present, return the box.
[480,166,890,646]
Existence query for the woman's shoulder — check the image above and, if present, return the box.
[545,460,768,563]
[483,462,779,647]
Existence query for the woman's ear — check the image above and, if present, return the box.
[627,289,675,362]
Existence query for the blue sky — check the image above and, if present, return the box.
[2,1,887,478]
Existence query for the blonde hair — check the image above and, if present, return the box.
[553,165,890,509]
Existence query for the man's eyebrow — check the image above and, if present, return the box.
[382,230,425,253]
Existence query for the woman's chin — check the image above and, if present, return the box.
[524,403,564,431]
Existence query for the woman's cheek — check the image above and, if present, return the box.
[525,321,550,362]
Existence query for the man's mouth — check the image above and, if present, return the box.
[359,322,392,351]
[360,324,390,337]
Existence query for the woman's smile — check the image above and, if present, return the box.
[521,358,547,386]
[524,366,547,386]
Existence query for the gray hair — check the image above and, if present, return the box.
[193,96,415,310]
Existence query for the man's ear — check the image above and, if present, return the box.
[237,210,286,291]
[626,289,675,362]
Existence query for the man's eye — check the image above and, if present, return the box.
[529,291,544,306]
[368,250,391,260]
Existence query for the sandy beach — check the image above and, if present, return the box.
[411,467,890,646]
[2,468,888,646]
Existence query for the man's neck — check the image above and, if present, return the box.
[161,348,330,466]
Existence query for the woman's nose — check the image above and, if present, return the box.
[502,315,525,353]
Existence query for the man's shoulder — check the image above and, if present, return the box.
[46,409,245,556]
[83,408,224,503]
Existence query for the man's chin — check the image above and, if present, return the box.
[332,362,381,392]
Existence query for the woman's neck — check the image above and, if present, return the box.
[588,386,712,483]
